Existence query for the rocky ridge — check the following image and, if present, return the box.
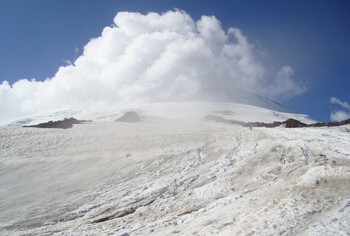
[23,118,89,129]
[205,115,350,128]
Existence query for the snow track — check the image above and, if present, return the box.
[0,119,349,235]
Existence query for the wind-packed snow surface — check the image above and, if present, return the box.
[1,107,350,235]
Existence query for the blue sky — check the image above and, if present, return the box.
[0,0,349,122]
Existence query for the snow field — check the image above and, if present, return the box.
[0,118,349,235]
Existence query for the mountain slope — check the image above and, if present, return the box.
[1,87,315,127]
[5,100,317,127]
[0,118,349,235]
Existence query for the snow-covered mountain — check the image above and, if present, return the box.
[1,113,350,235]
[5,101,316,129]
[2,87,317,127]
[1,95,350,235]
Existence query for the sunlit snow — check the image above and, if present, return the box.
[1,102,349,235]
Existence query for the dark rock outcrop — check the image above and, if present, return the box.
[205,115,350,129]
[23,117,88,129]
[284,119,307,128]
[115,111,141,123]
[309,119,350,127]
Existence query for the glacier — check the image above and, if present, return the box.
[0,102,349,235]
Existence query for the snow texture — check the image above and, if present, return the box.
[1,108,349,235]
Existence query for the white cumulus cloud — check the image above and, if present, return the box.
[330,97,350,122]
[0,10,306,123]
